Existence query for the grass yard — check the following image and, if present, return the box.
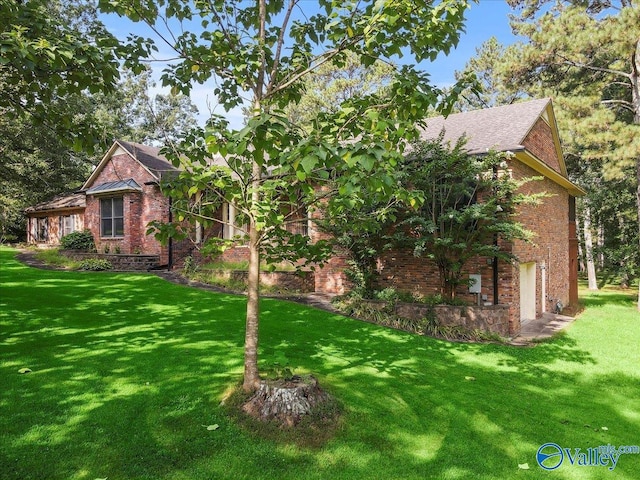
[1,246,639,480]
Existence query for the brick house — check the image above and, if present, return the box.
[314,98,584,334]
[25,192,86,246]
[26,140,178,265]
[25,98,583,335]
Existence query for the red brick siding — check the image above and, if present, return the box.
[307,208,351,294]
[308,155,571,336]
[522,117,561,173]
[85,153,168,257]
[374,250,501,305]
[508,159,570,330]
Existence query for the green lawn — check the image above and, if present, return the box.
[1,246,639,480]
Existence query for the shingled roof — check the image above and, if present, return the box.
[420,98,552,155]
[116,140,179,180]
[24,192,86,213]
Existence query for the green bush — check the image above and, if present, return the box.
[79,258,112,271]
[60,230,95,251]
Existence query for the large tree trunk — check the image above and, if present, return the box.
[632,37,640,311]
[576,220,586,272]
[243,157,262,393]
[583,204,599,291]
[597,223,604,269]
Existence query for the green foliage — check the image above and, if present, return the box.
[34,248,81,269]
[483,1,640,293]
[79,258,112,271]
[373,287,417,304]
[285,50,396,127]
[60,230,95,251]
[453,37,523,112]
[333,295,500,342]
[0,0,120,151]
[0,3,199,241]
[392,138,536,300]
[182,255,198,275]
[90,68,200,145]
[101,0,475,388]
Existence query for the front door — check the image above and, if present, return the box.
[519,262,537,321]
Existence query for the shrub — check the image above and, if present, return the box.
[374,287,416,304]
[182,255,198,275]
[60,230,95,251]
[35,249,80,269]
[79,258,112,271]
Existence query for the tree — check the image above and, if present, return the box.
[455,2,640,305]
[101,0,473,395]
[316,183,402,299]
[0,65,200,242]
[392,139,536,300]
[504,0,640,307]
[285,50,396,126]
[453,37,523,111]
[90,68,199,145]
[0,0,121,241]
[283,51,401,297]
[0,0,121,151]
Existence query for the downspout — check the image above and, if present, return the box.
[168,196,173,269]
[492,242,499,305]
[541,261,546,314]
[492,165,500,306]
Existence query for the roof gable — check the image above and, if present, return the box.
[420,98,583,195]
[420,98,553,155]
[82,140,178,190]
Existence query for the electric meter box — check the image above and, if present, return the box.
[469,274,481,294]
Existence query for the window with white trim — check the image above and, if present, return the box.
[100,197,124,237]
[221,203,247,240]
[59,215,75,237]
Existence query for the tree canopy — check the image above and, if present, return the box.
[0,0,121,150]
[100,0,474,392]
[0,1,200,242]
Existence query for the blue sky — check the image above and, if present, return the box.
[428,0,520,85]
[101,1,521,128]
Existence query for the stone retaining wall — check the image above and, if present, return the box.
[61,250,160,271]
[200,269,315,293]
[366,300,511,337]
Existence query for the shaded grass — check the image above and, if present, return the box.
[34,248,81,269]
[1,246,639,479]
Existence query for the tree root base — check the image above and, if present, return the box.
[242,375,333,427]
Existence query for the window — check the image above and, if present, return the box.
[34,217,48,242]
[59,215,75,237]
[286,218,309,237]
[221,203,247,240]
[100,197,124,237]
